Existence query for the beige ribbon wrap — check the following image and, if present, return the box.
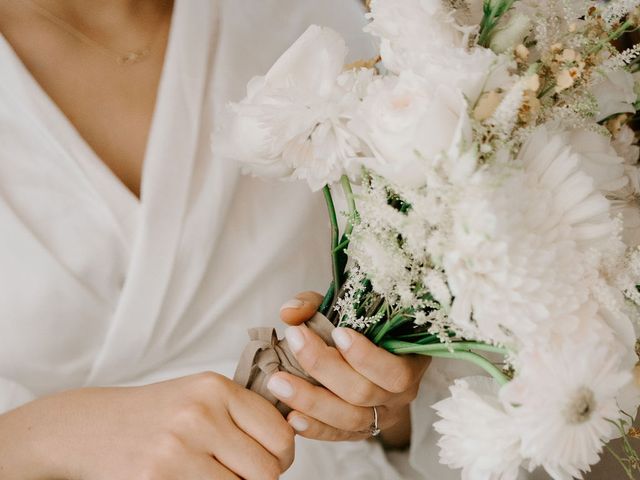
[233,313,336,416]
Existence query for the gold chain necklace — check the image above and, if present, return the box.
[17,0,163,65]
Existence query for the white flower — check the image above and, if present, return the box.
[367,0,471,68]
[610,125,640,246]
[366,0,514,102]
[443,126,616,346]
[490,13,533,54]
[565,128,627,193]
[222,26,372,191]
[612,124,640,165]
[501,342,633,480]
[349,72,472,188]
[591,70,637,122]
[433,377,523,480]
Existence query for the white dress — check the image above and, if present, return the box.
[0,1,537,479]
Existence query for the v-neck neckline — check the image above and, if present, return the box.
[0,0,180,209]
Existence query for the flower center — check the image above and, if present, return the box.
[564,387,596,424]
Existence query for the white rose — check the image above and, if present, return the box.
[591,69,636,122]
[221,26,368,190]
[349,72,471,188]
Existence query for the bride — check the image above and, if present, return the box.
[0,0,526,478]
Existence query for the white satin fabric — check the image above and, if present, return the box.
[0,1,519,478]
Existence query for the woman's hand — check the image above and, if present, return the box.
[0,373,294,480]
[274,292,430,448]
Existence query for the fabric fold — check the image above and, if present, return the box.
[234,312,335,416]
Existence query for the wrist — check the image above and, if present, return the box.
[379,405,411,450]
[0,393,75,480]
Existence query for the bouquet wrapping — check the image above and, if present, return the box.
[223,1,640,478]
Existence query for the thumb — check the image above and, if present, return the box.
[279,291,324,326]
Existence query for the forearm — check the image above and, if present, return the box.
[0,400,60,480]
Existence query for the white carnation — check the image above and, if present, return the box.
[222,26,372,191]
[433,377,523,480]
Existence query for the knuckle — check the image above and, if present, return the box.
[387,366,414,394]
[346,411,369,432]
[173,402,209,430]
[326,428,346,442]
[405,382,420,402]
[188,371,232,400]
[154,432,185,460]
[296,387,319,413]
[136,464,164,480]
[270,422,295,458]
[299,346,323,375]
[348,381,377,406]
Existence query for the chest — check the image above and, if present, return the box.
[0,10,171,199]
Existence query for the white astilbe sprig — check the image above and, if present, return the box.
[602,0,640,26]
[335,266,386,331]
[599,44,640,73]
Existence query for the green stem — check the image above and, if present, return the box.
[319,282,335,317]
[587,19,635,56]
[381,340,510,385]
[372,313,408,344]
[322,186,341,303]
[340,175,357,238]
[431,351,510,385]
[478,0,517,47]
[383,340,509,356]
[605,445,636,480]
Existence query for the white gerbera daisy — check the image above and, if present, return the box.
[501,342,632,480]
[433,377,523,480]
[442,126,617,346]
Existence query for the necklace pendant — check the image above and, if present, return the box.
[118,48,150,65]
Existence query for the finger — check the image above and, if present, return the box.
[226,384,296,472]
[266,372,388,432]
[284,324,392,406]
[331,327,431,394]
[279,291,324,326]
[287,411,370,443]
[211,417,284,480]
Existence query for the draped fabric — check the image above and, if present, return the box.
[0,1,529,478]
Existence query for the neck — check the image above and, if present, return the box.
[34,0,168,26]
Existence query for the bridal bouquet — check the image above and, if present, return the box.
[223,0,640,478]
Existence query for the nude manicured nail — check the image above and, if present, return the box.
[285,326,305,352]
[289,416,309,432]
[280,299,305,311]
[267,376,294,398]
[332,328,353,351]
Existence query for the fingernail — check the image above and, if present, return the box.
[285,326,305,353]
[280,299,305,311]
[267,376,294,398]
[332,328,353,351]
[289,416,309,432]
